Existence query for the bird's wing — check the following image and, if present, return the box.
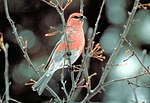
[44,35,64,70]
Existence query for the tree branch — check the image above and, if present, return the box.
[3,0,61,102]
[99,0,139,86]
[80,0,84,14]
[4,43,9,103]
[81,0,106,102]
[4,0,40,77]
[81,0,140,102]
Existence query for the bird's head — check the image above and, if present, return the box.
[67,13,86,27]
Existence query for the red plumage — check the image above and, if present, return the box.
[32,13,85,95]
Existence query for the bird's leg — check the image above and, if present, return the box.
[65,64,73,71]
[66,51,72,56]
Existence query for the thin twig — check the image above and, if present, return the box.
[127,49,147,103]
[3,0,61,101]
[55,3,74,102]
[41,0,75,69]
[66,0,86,100]
[44,1,78,102]
[0,33,9,103]
[81,0,107,102]
[4,43,9,103]
[76,0,106,101]
[92,0,107,41]
[59,11,73,69]
[133,51,150,74]
[42,0,75,102]
[98,0,139,86]
[4,0,40,77]
[69,28,93,101]
[56,0,63,10]
[124,39,150,74]
[81,0,140,102]
[67,67,83,103]
[98,0,139,90]
[1,33,10,103]
[82,0,107,81]
[0,35,19,103]
[45,86,61,103]
[1,83,13,103]
[80,0,84,14]
[42,0,74,102]
[9,98,22,103]
[102,73,147,87]
[127,80,150,88]
[44,0,72,72]
[61,72,69,97]
[63,0,72,10]
[129,49,146,103]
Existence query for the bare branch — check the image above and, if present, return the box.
[3,0,61,102]
[127,80,150,88]
[61,70,69,97]
[124,39,150,75]
[98,0,140,89]
[102,73,147,87]
[80,0,84,14]
[81,0,140,102]
[4,0,40,77]
[4,43,9,103]
[9,98,22,103]
[0,33,10,103]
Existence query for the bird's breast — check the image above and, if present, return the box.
[55,26,85,54]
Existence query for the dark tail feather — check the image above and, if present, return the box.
[32,71,53,95]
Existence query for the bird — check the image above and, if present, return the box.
[32,13,86,95]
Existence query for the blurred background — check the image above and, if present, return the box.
[0,0,150,102]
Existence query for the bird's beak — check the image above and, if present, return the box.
[81,15,87,21]
[83,15,87,19]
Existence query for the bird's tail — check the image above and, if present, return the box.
[32,69,55,95]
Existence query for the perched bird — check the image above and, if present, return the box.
[32,13,86,95]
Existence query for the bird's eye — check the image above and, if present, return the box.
[73,16,83,19]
